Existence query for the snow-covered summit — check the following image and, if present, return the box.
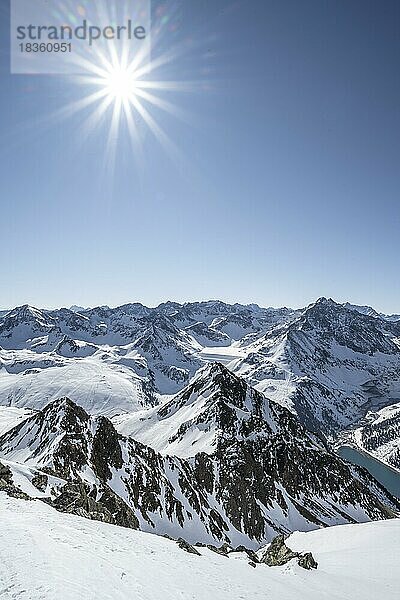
[232,298,400,433]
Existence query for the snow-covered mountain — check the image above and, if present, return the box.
[1,365,398,547]
[129,313,203,392]
[344,302,400,322]
[157,300,296,334]
[0,301,295,349]
[0,300,295,408]
[1,297,400,480]
[2,295,400,599]
[0,346,156,416]
[0,305,59,350]
[231,298,400,434]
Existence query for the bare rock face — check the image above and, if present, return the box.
[177,538,201,556]
[31,473,48,492]
[47,481,139,530]
[0,461,12,485]
[205,543,231,557]
[261,534,299,566]
[0,460,30,500]
[298,552,318,570]
[261,534,318,570]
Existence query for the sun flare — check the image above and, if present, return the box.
[51,0,206,175]
[103,66,139,102]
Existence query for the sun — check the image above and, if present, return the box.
[40,0,210,177]
[103,66,139,102]
[56,3,201,174]
[59,43,194,175]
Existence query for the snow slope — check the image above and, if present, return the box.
[0,407,33,436]
[0,344,159,416]
[0,493,399,600]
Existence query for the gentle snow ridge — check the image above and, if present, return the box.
[1,493,399,600]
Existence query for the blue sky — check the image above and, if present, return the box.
[0,0,399,313]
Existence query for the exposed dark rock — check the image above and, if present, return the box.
[47,482,114,523]
[177,538,201,556]
[260,534,318,570]
[91,417,123,481]
[220,542,233,554]
[0,461,13,485]
[298,552,318,570]
[205,543,231,556]
[31,473,48,492]
[260,534,299,566]
[96,486,139,529]
[46,481,139,529]
[246,550,260,563]
[0,460,31,500]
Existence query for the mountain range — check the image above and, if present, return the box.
[0,298,400,548]
[1,297,400,551]
[0,298,400,598]
[1,362,397,548]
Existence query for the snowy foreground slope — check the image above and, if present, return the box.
[1,493,399,600]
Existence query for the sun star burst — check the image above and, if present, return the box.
[104,66,139,102]
[40,0,209,178]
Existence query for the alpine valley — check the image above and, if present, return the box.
[1,297,400,599]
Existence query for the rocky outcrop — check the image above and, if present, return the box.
[298,552,318,570]
[260,534,299,566]
[46,481,139,529]
[31,473,48,492]
[177,538,201,556]
[0,461,12,486]
[261,534,318,570]
[205,543,232,557]
[91,417,123,481]
[0,461,30,500]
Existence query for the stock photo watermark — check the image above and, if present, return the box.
[10,0,151,74]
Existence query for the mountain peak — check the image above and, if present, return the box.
[198,361,229,377]
[191,361,243,391]
[0,397,91,478]
[6,304,48,322]
[37,397,91,431]
[159,361,260,427]
[307,297,337,310]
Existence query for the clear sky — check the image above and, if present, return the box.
[0,0,399,313]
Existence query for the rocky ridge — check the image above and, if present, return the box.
[1,365,398,548]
